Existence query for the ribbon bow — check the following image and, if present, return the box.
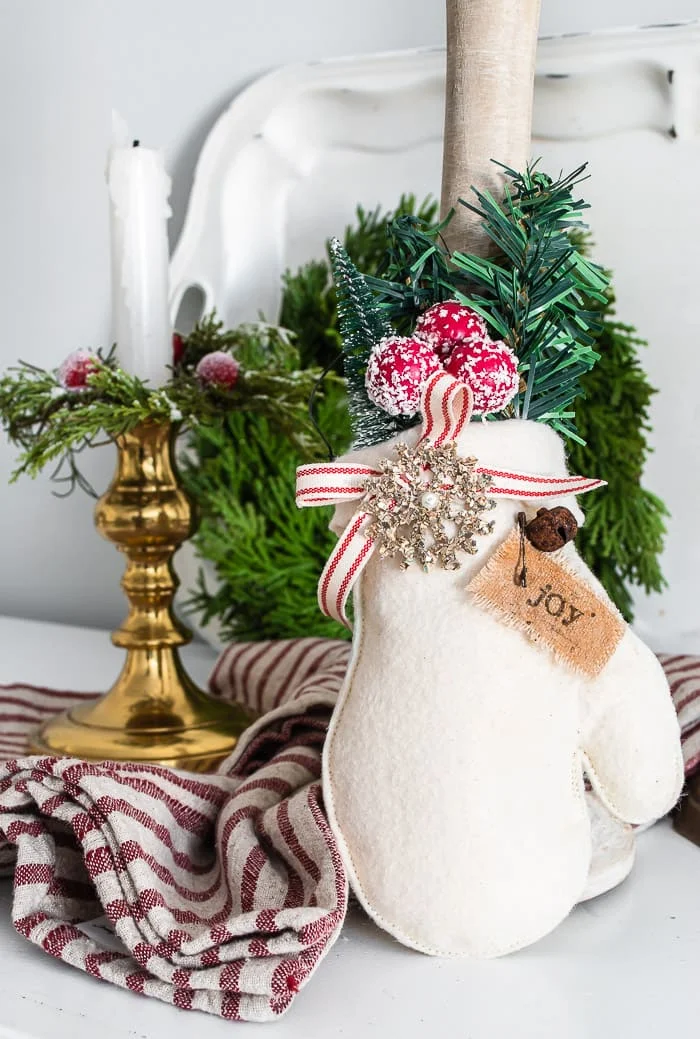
[296,372,605,629]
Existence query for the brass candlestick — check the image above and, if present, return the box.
[29,421,251,771]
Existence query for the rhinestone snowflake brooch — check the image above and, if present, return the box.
[361,440,496,572]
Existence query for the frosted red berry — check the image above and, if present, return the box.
[445,338,519,415]
[195,350,240,390]
[58,350,98,391]
[415,300,487,361]
[365,335,443,417]
[172,332,185,366]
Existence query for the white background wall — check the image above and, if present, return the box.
[1,0,698,632]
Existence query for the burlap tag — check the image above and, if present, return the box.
[468,529,625,678]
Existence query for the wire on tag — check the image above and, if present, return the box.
[516,512,528,588]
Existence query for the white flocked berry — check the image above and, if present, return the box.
[415,300,487,361]
[58,350,98,391]
[365,335,443,417]
[445,338,519,415]
[195,350,240,389]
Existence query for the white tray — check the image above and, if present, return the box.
[170,23,700,653]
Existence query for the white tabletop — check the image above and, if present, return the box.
[1,614,699,1038]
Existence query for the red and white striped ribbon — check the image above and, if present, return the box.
[297,372,606,628]
[417,371,474,447]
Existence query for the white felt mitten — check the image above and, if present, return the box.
[297,373,683,958]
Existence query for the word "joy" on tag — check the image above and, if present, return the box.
[526,583,587,627]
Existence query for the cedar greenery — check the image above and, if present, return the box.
[569,315,668,620]
[181,388,350,642]
[179,311,351,644]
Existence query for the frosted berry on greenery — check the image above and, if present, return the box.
[172,332,185,367]
[446,338,519,415]
[365,335,443,417]
[195,351,240,390]
[58,350,98,391]
[415,300,488,360]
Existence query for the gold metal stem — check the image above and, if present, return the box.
[29,421,251,771]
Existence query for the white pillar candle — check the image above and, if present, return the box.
[107,112,173,386]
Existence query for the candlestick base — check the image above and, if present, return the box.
[29,650,250,772]
[28,421,252,772]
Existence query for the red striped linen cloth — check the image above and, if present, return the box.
[0,639,699,1020]
[658,653,700,776]
[0,638,349,1022]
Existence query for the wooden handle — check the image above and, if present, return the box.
[440,0,541,257]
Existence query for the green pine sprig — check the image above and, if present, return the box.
[450,162,610,439]
[0,358,176,493]
[364,210,460,330]
[0,314,330,496]
[357,163,610,444]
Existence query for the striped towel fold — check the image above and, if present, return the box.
[0,638,349,1023]
[0,639,699,1021]
[658,653,700,776]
